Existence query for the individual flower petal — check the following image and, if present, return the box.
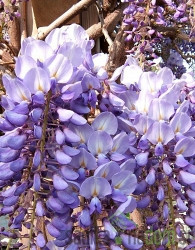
[46,197,64,213]
[87,131,113,155]
[36,200,45,216]
[0,163,14,180]
[137,195,151,208]
[61,81,82,101]
[63,128,80,143]
[94,161,120,180]
[53,174,68,190]
[170,112,191,134]
[135,152,149,166]
[36,233,46,248]
[179,170,195,185]
[30,108,42,123]
[121,65,142,88]
[157,186,164,201]
[79,208,91,227]
[109,93,125,107]
[115,196,137,215]
[185,216,195,226]
[92,112,118,135]
[175,154,189,167]
[89,196,102,214]
[33,173,41,191]
[55,129,65,146]
[5,111,28,127]
[146,168,156,185]
[148,98,174,121]
[34,125,42,139]
[80,176,112,199]
[134,115,153,135]
[146,121,174,145]
[44,54,73,83]
[68,123,93,144]
[0,148,20,163]
[70,113,87,126]
[62,145,80,156]
[121,234,143,250]
[70,148,97,170]
[3,75,32,103]
[162,161,172,175]
[33,150,41,168]
[57,108,74,122]
[55,150,72,164]
[3,195,19,206]
[112,171,137,195]
[174,137,195,157]
[23,67,51,93]
[25,40,54,62]
[57,190,75,204]
[112,132,129,154]
[120,159,136,172]
[61,166,79,180]
[46,223,61,238]
[177,196,188,212]
[103,219,117,239]
[15,55,36,79]
[81,73,100,91]
[138,71,163,94]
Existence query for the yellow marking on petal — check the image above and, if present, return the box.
[143,127,147,134]
[93,187,98,197]
[102,171,107,178]
[20,93,28,101]
[52,71,58,78]
[175,126,180,133]
[177,148,184,154]
[157,137,162,143]
[38,84,43,92]
[159,113,163,121]
[97,147,102,154]
[80,160,86,168]
[112,146,117,152]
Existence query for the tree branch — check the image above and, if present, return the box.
[86,4,126,40]
[20,1,28,41]
[37,0,95,40]
[95,0,113,46]
[105,24,128,76]
[152,23,195,43]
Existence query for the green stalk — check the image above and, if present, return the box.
[93,213,99,250]
[27,90,52,249]
[167,178,178,250]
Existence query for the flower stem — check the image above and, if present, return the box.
[27,192,37,250]
[167,179,178,250]
[27,90,52,249]
[93,213,99,250]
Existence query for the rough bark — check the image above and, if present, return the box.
[86,5,126,40]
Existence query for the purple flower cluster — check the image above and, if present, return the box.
[101,57,195,248]
[0,24,142,249]
[0,0,28,25]
[1,21,195,249]
[121,0,192,66]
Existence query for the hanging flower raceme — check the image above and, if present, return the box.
[0,24,143,249]
[101,55,195,248]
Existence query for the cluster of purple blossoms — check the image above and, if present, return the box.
[0,24,142,249]
[1,21,195,249]
[100,57,195,248]
[0,0,28,26]
[121,0,192,65]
